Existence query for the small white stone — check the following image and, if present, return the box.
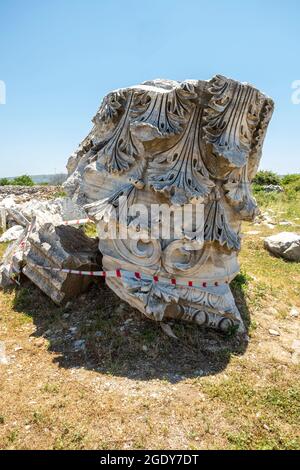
[268,307,278,316]
[291,339,300,351]
[279,221,292,226]
[269,329,280,337]
[245,230,260,235]
[290,307,299,318]
[0,225,24,242]
[0,341,9,365]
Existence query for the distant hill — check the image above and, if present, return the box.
[31,174,68,184]
[4,174,68,185]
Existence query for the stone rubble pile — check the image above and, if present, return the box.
[0,185,59,203]
[254,210,277,228]
[262,184,283,193]
[0,193,101,303]
[0,225,24,243]
[254,210,294,229]
[0,194,87,229]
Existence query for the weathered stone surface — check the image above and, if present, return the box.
[0,225,24,242]
[0,185,58,203]
[0,229,26,287]
[0,196,87,229]
[264,232,300,262]
[64,76,274,333]
[255,211,276,227]
[263,184,283,193]
[290,307,299,317]
[23,224,101,304]
[0,196,92,294]
[0,341,9,365]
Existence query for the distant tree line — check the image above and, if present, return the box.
[253,170,300,193]
[1,171,299,192]
[0,175,35,186]
[0,173,67,186]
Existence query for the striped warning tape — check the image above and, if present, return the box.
[32,265,230,289]
[21,221,34,251]
[63,218,93,226]
[0,207,93,229]
[4,216,231,289]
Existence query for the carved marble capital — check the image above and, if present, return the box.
[64,76,274,333]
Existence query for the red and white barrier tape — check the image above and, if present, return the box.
[0,206,92,228]
[4,216,230,289]
[63,218,92,226]
[20,221,34,252]
[32,265,229,289]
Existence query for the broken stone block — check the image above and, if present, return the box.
[23,223,101,305]
[0,196,88,231]
[0,193,95,299]
[0,227,29,287]
[264,232,300,262]
[0,225,24,243]
[6,206,30,228]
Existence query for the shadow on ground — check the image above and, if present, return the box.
[11,276,250,382]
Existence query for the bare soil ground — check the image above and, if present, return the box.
[0,198,299,450]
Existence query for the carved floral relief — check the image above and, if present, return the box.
[64,76,274,333]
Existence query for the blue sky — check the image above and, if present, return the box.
[0,0,299,177]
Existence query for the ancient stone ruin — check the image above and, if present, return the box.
[0,76,274,333]
[63,75,274,333]
[0,194,100,303]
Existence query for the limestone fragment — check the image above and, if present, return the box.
[23,224,101,305]
[0,225,24,243]
[264,232,300,262]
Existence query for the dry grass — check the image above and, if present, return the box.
[0,196,300,450]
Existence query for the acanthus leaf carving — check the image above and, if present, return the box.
[64,76,274,334]
[94,91,145,174]
[93,89,127,126]
[148,106,215,204]
[248,97,275,179]
[204,75,261,168]
[131,81,197,137]
[204,193,241,251]
[85,183,136,223]
[223,165,259,221]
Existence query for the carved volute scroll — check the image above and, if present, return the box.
[64,76,274,333]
